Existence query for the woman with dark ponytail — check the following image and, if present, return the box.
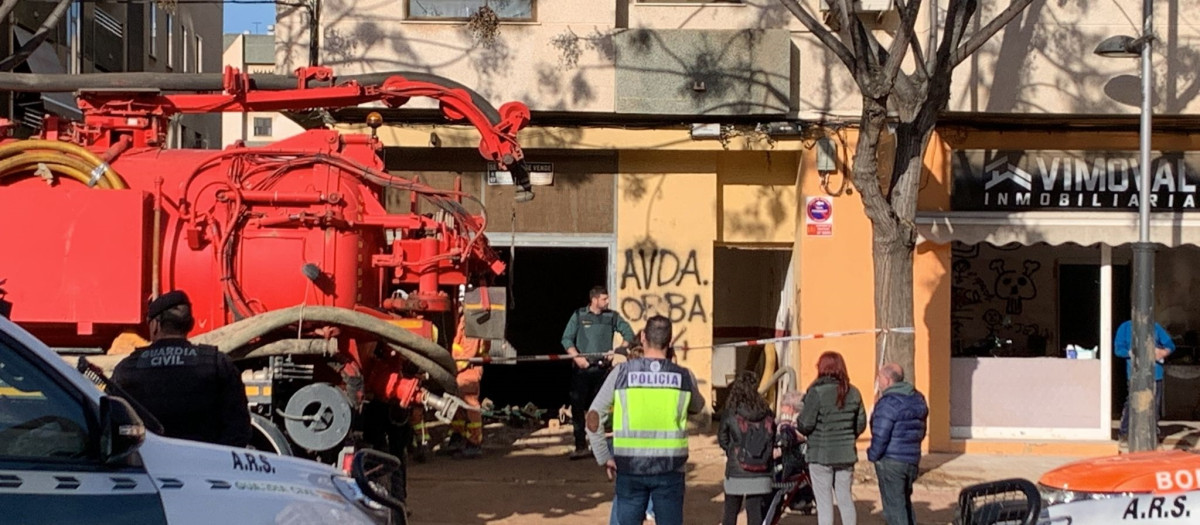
[797,351,866,525]
[717,371,775,525]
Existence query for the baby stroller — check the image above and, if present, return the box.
[762,392,815,524]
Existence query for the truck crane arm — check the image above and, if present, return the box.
[0,66,535,198]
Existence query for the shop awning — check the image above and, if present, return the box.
[916,211,1200,247]
[14,27,82,121]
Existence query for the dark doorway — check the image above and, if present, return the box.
[1057,263,1131,420]
[1110,265,1133,420]
[480,246,609,414]
[711,246,791,412]
[1059,264,1103,350]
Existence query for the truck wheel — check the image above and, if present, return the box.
[250,413,294,456]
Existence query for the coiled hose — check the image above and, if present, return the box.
[192,305,460,395]
[0,140,128,189]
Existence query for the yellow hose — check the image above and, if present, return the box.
[0,153,114,189]
[0,164,95,188]
[758,342,779,406]
[0,140,128,189]
[0,162,106,188]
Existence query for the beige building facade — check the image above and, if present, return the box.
[277,0,1200,448]
[222,33,305,148]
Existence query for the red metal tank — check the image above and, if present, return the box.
[0,67,525,354]
[0,67,530,466]
[0,129,447,346]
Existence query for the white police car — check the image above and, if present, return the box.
[0,314,403,524]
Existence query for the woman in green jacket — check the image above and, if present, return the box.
[798,351,867,525]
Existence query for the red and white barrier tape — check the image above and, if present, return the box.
[681,327,915,351]
[458,327,915,364]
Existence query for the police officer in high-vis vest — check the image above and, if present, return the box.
[112,290,252,447]
[562,285,636,460]
[586,315,706,525]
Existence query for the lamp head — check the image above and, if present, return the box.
[1094,35,1143,58]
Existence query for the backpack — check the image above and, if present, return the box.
[735,414,775,472]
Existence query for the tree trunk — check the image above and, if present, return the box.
[849,95,937,385]
[847,97,921,383]
[874,232,916,382]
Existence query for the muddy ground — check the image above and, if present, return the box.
[403,421,1072,525]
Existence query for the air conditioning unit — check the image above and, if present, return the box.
[819,0,894,13]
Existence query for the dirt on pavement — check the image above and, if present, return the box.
[403,422,1072,525]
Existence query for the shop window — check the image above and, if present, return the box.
[951,242,1112,359]
[406,0,534,20]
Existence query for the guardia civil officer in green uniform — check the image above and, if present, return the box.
[585,315,706,525]
[562,286,636,459]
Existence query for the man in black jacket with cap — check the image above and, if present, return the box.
[112,290,252,447]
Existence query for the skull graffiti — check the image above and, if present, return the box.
[990,259,1040,315]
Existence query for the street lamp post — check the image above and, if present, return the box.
[1095,0,1156,452]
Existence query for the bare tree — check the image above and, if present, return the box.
[778,0,1036,380]
[0,0,72,71]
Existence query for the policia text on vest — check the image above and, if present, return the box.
[586,357,706,525]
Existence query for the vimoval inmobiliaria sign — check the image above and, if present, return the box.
[952,150,1200,211]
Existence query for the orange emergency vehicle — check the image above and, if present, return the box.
[1038,450,1200,503]
[957,450,1200,524]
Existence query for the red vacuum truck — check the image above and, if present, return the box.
[0,66,531,485]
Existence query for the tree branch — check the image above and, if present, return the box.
[841,0,892,71]
[892,71,924,116]
[777,0,858,75]
[909,35,930,82]
[929,0,972,74]
[848,107,897,230]
[0,0,19,26]
[881,0,923,84]
[0,0,72,72]
[833,0,876,78]
[949,0,1036,67]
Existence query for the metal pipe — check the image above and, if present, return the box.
[0,71,504,125]
[418,237,440,297]
[1129,0,1157,453]
[152,177,164,300]
[227,190,332,205]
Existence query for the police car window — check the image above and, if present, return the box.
[0,339,91,460]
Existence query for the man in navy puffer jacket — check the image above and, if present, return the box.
[867,363,929,525]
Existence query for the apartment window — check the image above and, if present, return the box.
[149,3,157,57]
[166,14,174,68]
[195,35,202,73]
[182,26,189,72]
[253,117,272,137]
[406,0,534,20]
